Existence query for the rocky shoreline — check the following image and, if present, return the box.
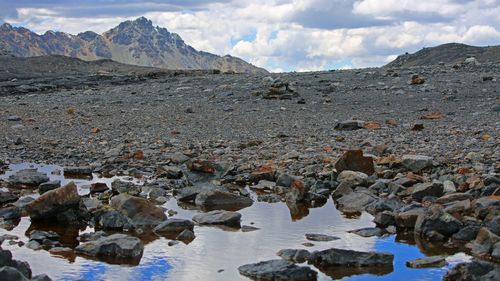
[0,61,499,280]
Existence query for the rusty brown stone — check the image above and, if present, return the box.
[335,149,375,175]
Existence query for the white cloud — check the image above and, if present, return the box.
[3,0,500,72]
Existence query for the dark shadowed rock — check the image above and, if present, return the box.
[8,169,49,186]
[406,256,447,268]
[411,182,444,202]
[63,166,93,176]
[335,150,374,175]
[0,191,18,204]
[0,207,21,220]
[395,207,425,229]
[176,229,195,243]
[277,249,311,263]
[38,180,61,194]
[24,182,81,220]
[308,248,394,267]
[110,194,167,227]
[192,210,241,226]
[238,259,317,281]
[97,210,132,230]
[0,266,29,281]
[75,233,143,262]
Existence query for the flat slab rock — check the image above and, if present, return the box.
[8,169,49,186]
[75,233,143,260]
[308,248,394,267]
[238,259,317,281]
[305,233,340,242]
[406,256,447,268]
[192,210,241,226]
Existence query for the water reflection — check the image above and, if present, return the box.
[0,163,473,281]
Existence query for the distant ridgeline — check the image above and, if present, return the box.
[0,17,267,74]
[386,43,500,68]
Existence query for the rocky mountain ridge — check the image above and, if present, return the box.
[386,43,500,68]
[0,17,267,74]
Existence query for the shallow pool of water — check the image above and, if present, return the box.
[0,163,471,280]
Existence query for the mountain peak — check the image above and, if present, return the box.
[1,23,12,30]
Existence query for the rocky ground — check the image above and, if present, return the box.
[0,59,499,280]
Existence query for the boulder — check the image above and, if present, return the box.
[411,182,444,202]
[0,207,21,220]
[75,233,143,261]
[38,180,61,194]
[406,256,447,268]
[336,171,368,188]
[401,155,433,172]
[176,229,195,243]
[192,210,241,226]
[444,260,500,281]
[277,249,311,263]
[8,169,49,186]
[194,190,252,210]
[110,194,167,227]
[154,219,194,234]
[0,266,29,281]
[414,206,462,239]
[334,150,374,175]
[466,227,500,257]
[238,259,317,281]
[395,207,425,229]
[97,210,132,230]
[308,248,394,267]
[111,180,141,196]
[0,191,18,204]
[336,190,378,213]
[24,182,81,220]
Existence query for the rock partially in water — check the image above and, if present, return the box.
[238,259,317,281]
[0,248,32,279]
[154,219,194,234]
[414,206,462,240]
[308,248,394,267]
[305,233,339,242]
[0,266,29,281]
[8,169,49,186]
[38,180,61,194]
[194,190,253,210]
[277,249,311,263]
[336,189,378,213]
[349,227,383,237]
[110,194,167,227]
[24,182,81,221]
[0,207,21,220]
[75,233,144,262]
[63,166,93,176]
[466,227,500,258]
[444,260,500,281]
[192,210,241,226]
[97,210,133,230]
[176,229,195,243]
[406,256,447,268]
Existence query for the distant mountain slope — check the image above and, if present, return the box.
[0,17,268,74]
[386,43,500,67]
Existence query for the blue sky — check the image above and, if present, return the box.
[1,0,499,71]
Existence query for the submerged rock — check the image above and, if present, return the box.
[238,259,317,281]
[75,233,143,261]
[305,233,340,242]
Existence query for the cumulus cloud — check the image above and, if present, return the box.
[2,0,499,72]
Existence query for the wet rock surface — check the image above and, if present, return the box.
[238,259,317,281]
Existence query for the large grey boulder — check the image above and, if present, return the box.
[192,210,241,226]
[238,259,317,281]
[154,219,194,234]
[75,233,143,261]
